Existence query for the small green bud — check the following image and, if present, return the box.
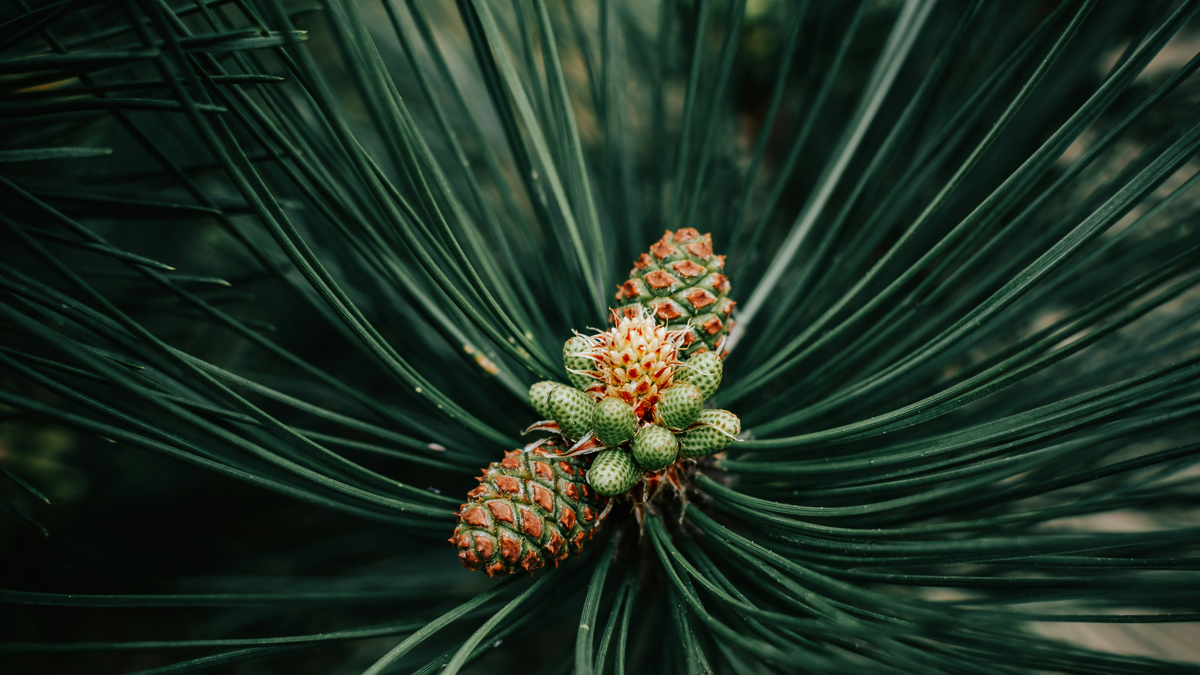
[588,449,640,496]
[592,396,637,446]
[549,386,595,440]
[563,336,596,391]
[658,382,704,429]
[677,350,722,399]
[679,409,740,457]
[529,380,561,418]
[631,424,679,471]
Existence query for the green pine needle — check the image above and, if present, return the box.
[3,0,1200,673]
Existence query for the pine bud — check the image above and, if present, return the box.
[563,336,596,391]
[677,350,722,399]
[592,396,637,447]
[679,409,740,457]
[549,386,595,440]
[631,424,679,471]
[588,449,640,496]
[658,382,703,429]
[529,380,561,418]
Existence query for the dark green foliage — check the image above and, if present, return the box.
[2,0,1200,673]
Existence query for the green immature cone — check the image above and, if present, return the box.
[563,336,596,391]
[677,350,722,399]
[588,449,640,496]
[658,382,704,429]
[592,396,637,446]
[612,229,734,357]
[631,424,679,471]
[549,386,595,440]
[529,380,561,418]
[679,409,741,457]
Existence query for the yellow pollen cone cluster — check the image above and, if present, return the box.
[583,309,688,415]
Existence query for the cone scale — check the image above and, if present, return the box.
[452,440,604,576]
[613,228,735,358]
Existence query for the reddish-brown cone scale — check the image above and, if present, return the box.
[451,439,605,576]
[613,228,736,358]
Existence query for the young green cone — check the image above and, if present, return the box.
[612,228,735,357]
[679,409,741,457]
[676,350,722,399]
[529,380,561,418]
[631,424,679,471]
[588,449,641,496]
[592,396,637,446]
[658,382,704,429]
[550,386,595,440]
[563,336,596,391]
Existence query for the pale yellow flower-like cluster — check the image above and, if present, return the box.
[577,309,689,415]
